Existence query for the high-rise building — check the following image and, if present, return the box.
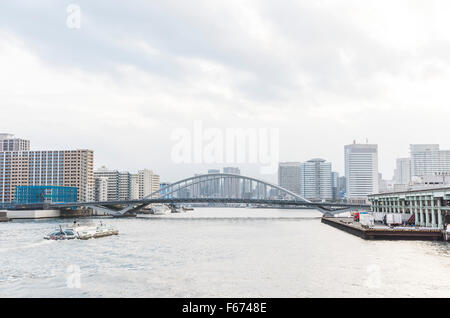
[118,172,132,201]
[278,162,301,195]
[331,171,339,201]
[410,144,450,177]
[344,142,379,202]
[138,169,160,199]
[299,158,332,201]
[338,176,346,199]
[0,136,94,203]
[206,169,221,197]
[130,174,140,200]
[223,167,240,198]
[394,158,411,185]
[94,177,108,202]
[94,166,121,201]
[0,133,30,151]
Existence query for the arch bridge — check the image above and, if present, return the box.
[50,173,370,216]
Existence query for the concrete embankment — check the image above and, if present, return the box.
[2,208,103,220]
[0,211,11,222]
[5,209,60,219]
[322,217,443,241]
[60,208,96,218]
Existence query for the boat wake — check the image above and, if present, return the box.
[0,239,54,254]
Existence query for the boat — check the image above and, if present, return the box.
[181,206,194,212]
[150,204,171,215]
[44,222,119,240]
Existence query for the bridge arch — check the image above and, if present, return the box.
[144,173,311,203]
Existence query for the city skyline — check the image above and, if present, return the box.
[0,131,450,183]
[3,2,450,183]
[4,131,450,185]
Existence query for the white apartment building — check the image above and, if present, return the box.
[345,143,379,202]
[130,174,140,200]
[0,133,30,152]
[94,166,121,201]
[138,169,160,199]
[410,144,450,177]
[299,158,332,201]
[94,177,108,202]
[94,167,160,201]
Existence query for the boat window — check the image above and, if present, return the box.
[65,230,74,235]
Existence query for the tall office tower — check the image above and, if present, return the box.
[410,144,450,177]
[331,171,339,201]
[138,169,160,199]
[344,142,379,202]
[278,162,301,195]
[192,173,210,198]
[338,176,346,195]
[207,169,221,197]
[0,133,30,151]
[191,174,201,198]
[299,158,332,201]
[0,147,94,203]
[394,158,411,185]
[223,167,241,198]
[94,177,108,202]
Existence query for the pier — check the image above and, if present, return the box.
[322,217,444,241]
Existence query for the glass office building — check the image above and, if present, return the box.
[15,186,78,204]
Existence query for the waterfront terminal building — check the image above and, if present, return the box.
[368,188,450,229]
[15,185,78,204]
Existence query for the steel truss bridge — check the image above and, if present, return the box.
[6,173,370,216]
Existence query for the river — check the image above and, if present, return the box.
[0,208,449,297]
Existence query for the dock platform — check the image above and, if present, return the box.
[322,217,444,241]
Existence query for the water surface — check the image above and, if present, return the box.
[0,208,448,297]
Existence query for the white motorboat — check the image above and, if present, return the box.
[44,222,119,240]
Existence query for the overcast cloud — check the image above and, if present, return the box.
[1,0,450,183]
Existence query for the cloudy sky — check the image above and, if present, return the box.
[1,0,450,183]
